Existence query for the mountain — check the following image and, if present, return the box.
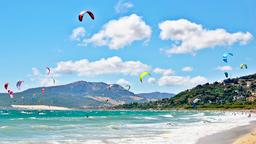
[116,73,256,109]
[0,81,173,109]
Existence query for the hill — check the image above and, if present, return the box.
[136,92,174,100]
[116,73,256,109]
[0,81,173,109]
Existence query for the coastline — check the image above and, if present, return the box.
[196,121,256,144]
[0,109,255,143]
[11,105,72,110]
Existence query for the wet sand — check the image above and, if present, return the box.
[233,129,256,144]
[196,121,256,144]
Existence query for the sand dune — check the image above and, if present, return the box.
[11,105,72,110]
[85,96,125,105]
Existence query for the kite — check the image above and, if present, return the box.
[4,82,8,91]
[240,64,248,69]
[222,53,233,63]
[224,72,229,78]
[125,85,131,91]
[139,72,151,83]
[7,90,14,99]
[16,80,24,90]
[46,67,51,75]
[42,88,45,95]
[107,84,113,90]
[79,10,94,22]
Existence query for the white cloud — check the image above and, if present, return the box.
[159,19,253,55]
[182,66,193,72]
[216,66,233,71]
[158,75,207,86]
[116,78,131,86]
[32,67,40,76]
[39,77,56,86]
[115,0,133,14]
[54,56,150,76]
[30,68,57,86]
[70,27,85,41]
[86,14,152,49]
[148,77,157,84]
[153,68,175,76]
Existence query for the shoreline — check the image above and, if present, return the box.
[233,128,256,144]
[196,121,256,144]
[0,109,255,143]
[11,105,73,110]
[1,106,255,112]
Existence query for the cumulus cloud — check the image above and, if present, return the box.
[153,68,175,76]
[86,14,152,49]
[30,68,57,86]
[39,77,57,86]
[159,19,253,55]
[158,75,208,86]
[70,27,86,41]
[116,78,131,86]
[182,66,193,72]
[54,56,150,76]
[216,66,233,71]
[115,0,133,14]
[32,67,40,76]
[148,77,157,84]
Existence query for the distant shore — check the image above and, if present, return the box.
[11,105,72,110]
[2,106,256,111]
[197,121,256,144]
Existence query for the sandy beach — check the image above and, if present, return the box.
[11,105,72,110]
[197,121,256,144]
[233,129,256,144]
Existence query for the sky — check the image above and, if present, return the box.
[0,0,255,94]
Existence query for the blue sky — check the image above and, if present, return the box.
[0,0,255,94]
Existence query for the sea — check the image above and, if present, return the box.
[0,110,255,144]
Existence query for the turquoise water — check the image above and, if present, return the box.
[0,110,254,144]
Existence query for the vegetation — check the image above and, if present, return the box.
[115,73,256,110]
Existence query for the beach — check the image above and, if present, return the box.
[11,105,72,110]
[234,128,256,144]
[197,121,256,144]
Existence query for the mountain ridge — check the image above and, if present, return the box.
[0,81,174,109]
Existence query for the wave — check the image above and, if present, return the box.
[29,117,37,120]
[38,112,46,115]
[106,124,121,130]
[0,112,9,115]
[124,123,167,128]
[160,114,174,118]
[21,111,33,115]
[87,116,107,119]
[0,110,255,144]
[190,113,205,117]
[134,116,158,120]
[31,124,79,130]
[0,126,9,129]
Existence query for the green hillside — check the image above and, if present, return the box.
[116,73,256,110]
